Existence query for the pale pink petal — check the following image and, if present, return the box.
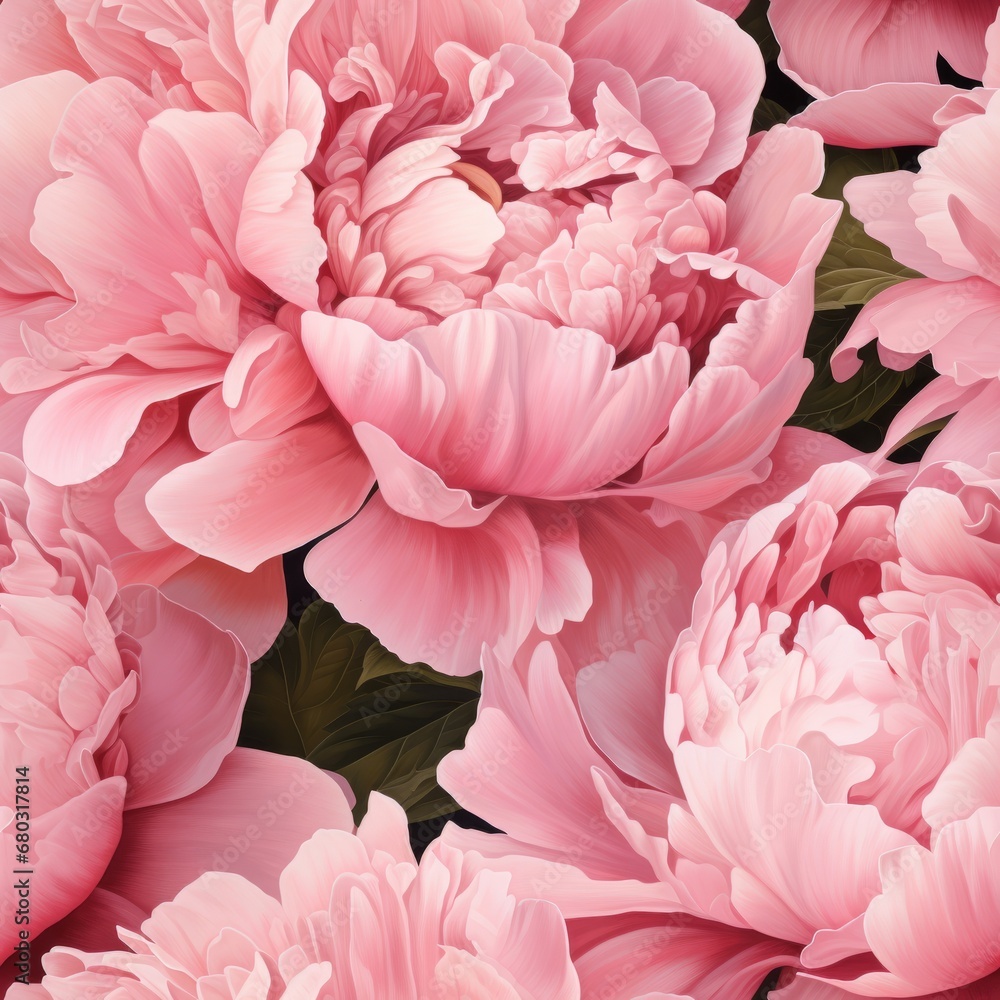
[845,171,969,281]
[99,749,354,913]
[22,364,222,486]
[116,585,248,810]
[674,743,916,944]
[0,778,126,960]
[831,278,1000,384]
[986,9,1000,87]
[305,309,688,501]
[352,422,505,527]
[770,0,995,97]
[791,83,971,148]
[146,418,373,572]
[554,497,707,672]
[55,0,184,90]
[0,0,91,86]
[139,873,291,977]
[300,313,446,451]
[919,378,1000,467]
[30,79,251,349]
[304,494,541,675]
[278,827,374,926]
[639,348,813,508]
[875,375,985,463]
[0,72,85,297]
[723,125,841,285]
[819,812,1000,995]
[355,791,416,864]
[568,0,763,186]
[923,719,1000,838]
[460,44,575,159]
[2,887,147,986]
[524,501,592,635]
[577,641,681,795]
[222,325,327,440]
[573,918,793,1000]
[152,554,285,660]
[439,640,658,879]
[237,130,325,311]
[910,98,1000,274]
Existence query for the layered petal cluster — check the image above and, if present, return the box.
[0,66,345,657]
[300,119,840,673]
[439,442,1000,997]
[12,793,580,1000]
[0,454,248,964]
[437,634,800,999]
[832,89,1000,461]
[0,0,839,673]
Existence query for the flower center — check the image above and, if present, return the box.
[451,161,503,212]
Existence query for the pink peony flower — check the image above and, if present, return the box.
[438,436,1000,997]
[0,452,248,968]
[831,89,1000,464]
[27,749,358,980]
[437,634,800,998]
[0,67,325,657]
[11,793,581,1000]
[0,0,839,672]
[299,121,840,673]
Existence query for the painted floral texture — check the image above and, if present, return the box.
[10,792,582,1000]
[2,2,1000,998]
[0,0,840,674]
[0,455,355,987]
[439,425,1000,997]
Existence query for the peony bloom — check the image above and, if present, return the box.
[0,453,247,967]
[298,118,840,673]
[0,454,358,986]
[11,793,581,1000]
[0,0,838,673]
[0,67,325,657]
[437,634,800,999]
[438,436,1000,997]
[832,87,1000,464]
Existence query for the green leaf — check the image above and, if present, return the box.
[738,0,779,64]
[358,640,480,693]
[752,97,790,134]
[815,148,923,309]
[789,307,916,433]
[239,601,481,824]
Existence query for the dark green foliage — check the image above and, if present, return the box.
[814,148,923,310]
[790,308,918,434]
[239,601,481,824]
